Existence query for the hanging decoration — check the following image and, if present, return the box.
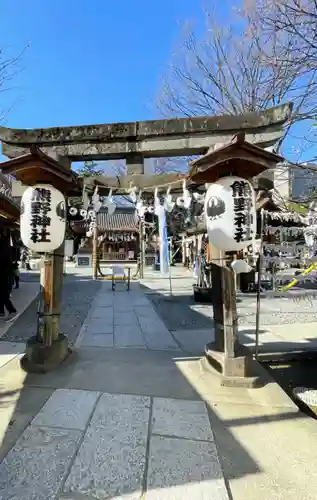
[91,186,102,213]
[136,190,146,219]
[231,260,253,274]
[193,191,205,204]
[176,180,192,209]
[128,182,138,203]
[20,184,66,253]
[103,188,116,215]
[204,176,256,251]
[86,186,101,237]
[164,186,175,213]
[263,210,317,224]
[154,189,169,275]
[155,201,170,275]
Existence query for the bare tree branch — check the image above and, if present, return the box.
[157,3,317,143]
[0,44,28,124]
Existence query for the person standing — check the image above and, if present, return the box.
[0,233,17,321]
[10,244,20,290]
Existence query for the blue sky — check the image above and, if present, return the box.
[0,0,206,128]
[0,0,314,169]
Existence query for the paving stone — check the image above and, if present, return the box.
[0,387,54,463]
[0,342,25,368]
[114,325,146,348]
[146,436,229,500]
[171,329,215,354]
[134,306,158,319]
[90,307,113,320]
[81,333,114,347]
[138,318,179,350]
[32,389,100,431]
[113,303,134,313]
[85,318,113,334]
[93,296,114,307]
[63,393,150,500]
[114,311,138,326]
[131,298,150,307]
[143,333,179,351]
[152,398,213,441]
[0,426,81,500]
[138,316,168,334]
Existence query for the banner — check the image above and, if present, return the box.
[156,204,170,275]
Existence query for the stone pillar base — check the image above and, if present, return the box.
[204,343,262,388]
[20,334,70,374]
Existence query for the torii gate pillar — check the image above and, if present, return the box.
[0,148,78,372]
[190,134,283,387]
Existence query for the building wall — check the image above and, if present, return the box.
[273,164,290,200]
[291,165,317,201]
[11,179,26,198]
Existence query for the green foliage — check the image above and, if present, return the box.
[287,201,308,215]
[76,161,103,177]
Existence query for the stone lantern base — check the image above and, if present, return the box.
[20,334,70,373]
[204,343,262,388]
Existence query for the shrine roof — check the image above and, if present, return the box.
[0,147,80,192]
[72,209,139,234]
[0,193,20,220]
[189,132,284,183]
[97,210,138,232]
[0,146,73,174]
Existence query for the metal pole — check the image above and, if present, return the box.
[255,209,265,360]
[139,219,144,279]
[168,240,173,296]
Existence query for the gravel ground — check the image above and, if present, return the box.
[1,276,101,344]
[237,294,317,325]
[148,290,317,330]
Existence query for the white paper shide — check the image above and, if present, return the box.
[204,176,256,251]
[20,184,66,252]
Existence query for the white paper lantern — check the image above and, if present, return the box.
[204,176,256,251]
[20,184,66,253]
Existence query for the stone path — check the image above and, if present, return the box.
[0,389,229,500]
[2,277,317,499]
[0,281,229,499]
[75,282,181,351]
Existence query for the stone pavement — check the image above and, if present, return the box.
[0,390,229,500]
[75,282,180,351]
[239,321,317,361]
[1,280,317,499]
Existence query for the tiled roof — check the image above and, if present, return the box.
[97,211,139,232]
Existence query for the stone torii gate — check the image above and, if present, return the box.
[0,103,292,372]
[0,103,291,169]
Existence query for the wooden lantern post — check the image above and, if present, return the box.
[189,133,283,386]
[0,147,80,372]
